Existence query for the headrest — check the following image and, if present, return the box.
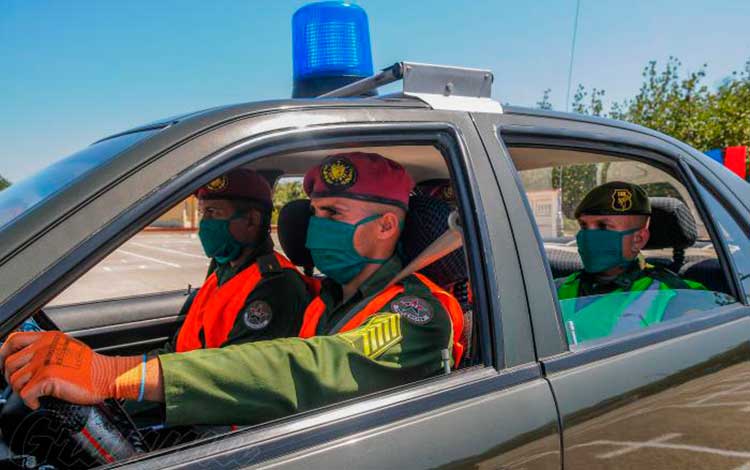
[644,197,697,250]
[278,199,314,269]
[401,195,467,287]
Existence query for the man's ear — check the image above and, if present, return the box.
[633,225,650,252]
[376,212,401,240]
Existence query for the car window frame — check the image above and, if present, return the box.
[0,108,544,468]
[484,115,750,371]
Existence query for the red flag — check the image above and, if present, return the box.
[724,146,747,179]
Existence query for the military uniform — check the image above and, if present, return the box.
[152,238,311,354]
[556,181,706,343]
[154,152,465,426]
[152,169,311,354]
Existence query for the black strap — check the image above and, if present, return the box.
[257,253,282,277]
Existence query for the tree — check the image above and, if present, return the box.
[271,180,306,224]
[0,175,9,192]
[538,56,750,182]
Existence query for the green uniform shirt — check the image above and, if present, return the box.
[158,256,454,426]
[151,239,310,354]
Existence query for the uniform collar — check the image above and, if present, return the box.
[212,236,274,285]
[320,255,403,308]
[579,256,645,290]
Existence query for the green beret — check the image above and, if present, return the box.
[574,181,651,218]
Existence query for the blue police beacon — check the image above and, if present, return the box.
[292,1,374,98]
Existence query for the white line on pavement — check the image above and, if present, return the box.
[118,249,182,268]
[129,242,206,259]
[594,433,681,459]
[570,434,750,460]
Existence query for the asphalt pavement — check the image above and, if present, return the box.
[51,231,281,306]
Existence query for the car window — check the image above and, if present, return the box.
[50,196,209,306]
[0,129,159,231]
[508,147,738,346]
[695,181,750,302]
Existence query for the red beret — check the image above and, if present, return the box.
[196,168,272,210]
[303,152,414,210]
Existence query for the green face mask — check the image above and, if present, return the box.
[199,212,254,265]
[305,214,389,285]
[576,227,638,273]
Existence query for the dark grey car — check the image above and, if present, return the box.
[1,63,749,469]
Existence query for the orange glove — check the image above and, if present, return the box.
[0,331,162,409]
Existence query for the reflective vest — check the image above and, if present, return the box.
[557,273,673,344]
[176,252,307,352]
[299,273,465,367]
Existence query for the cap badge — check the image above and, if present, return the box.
[206,176,229,192]
[612,189,633,212]
[321,158,357,190]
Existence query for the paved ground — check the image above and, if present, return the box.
[51,232,282,306]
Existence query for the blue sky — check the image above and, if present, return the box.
[2,0,749,182]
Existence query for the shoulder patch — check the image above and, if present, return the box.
[243,300,273,331]
[391,295,434,325]
[338,314,402,359]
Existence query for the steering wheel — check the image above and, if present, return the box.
[0,312,148,468]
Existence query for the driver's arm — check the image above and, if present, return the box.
[1,303,451,425]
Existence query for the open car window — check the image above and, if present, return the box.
[508,147,739,347]
[7,139,487,468]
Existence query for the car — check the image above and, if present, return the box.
[0,60,749,470]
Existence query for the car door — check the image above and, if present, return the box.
[474,109,750,470]
[0,103,561,469]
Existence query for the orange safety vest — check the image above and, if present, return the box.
[176,252,312,352]
[299,273,465,367]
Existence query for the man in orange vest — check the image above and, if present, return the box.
[159,168,311,353]
[0,153,464,427]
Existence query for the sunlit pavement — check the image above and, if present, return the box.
[51,231,281,306]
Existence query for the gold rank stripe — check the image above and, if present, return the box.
[340,314,402,359]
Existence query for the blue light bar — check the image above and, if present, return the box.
[292,1,374,98]
[704,148,724,164]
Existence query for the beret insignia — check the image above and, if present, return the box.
[611,189,633,212]
[321,158,357,191]
[206,176,229,193]
[243,300,273,331]
[391,295,434,325]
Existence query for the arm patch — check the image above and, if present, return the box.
[338,314,402,359]
[243,300,273,331]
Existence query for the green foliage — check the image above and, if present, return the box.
[0,175,9,192]
[536,89,553,110]
[271,180,306,224]
[538,56,750,182]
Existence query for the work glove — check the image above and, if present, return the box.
[0,331,146,409]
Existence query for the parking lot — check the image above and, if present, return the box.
[51,231,280,306]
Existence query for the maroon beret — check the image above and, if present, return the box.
[303,152,414,210]
[196,168,272,210]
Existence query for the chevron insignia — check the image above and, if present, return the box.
[339,314,402,359]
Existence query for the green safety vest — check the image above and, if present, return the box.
[557,273,675,344]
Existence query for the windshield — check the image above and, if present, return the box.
[0,130,158,230]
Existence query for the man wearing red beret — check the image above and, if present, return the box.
[0,153,465,428]
[155,168,311,354]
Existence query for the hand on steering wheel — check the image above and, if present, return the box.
[0,331,142,409]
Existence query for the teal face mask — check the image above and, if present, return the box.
[305,214,389,285]
[576,227,638,273]
[199,212,254,265]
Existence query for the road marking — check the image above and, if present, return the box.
[571,434,750,460]
[734,462,750,470]
[691,382,750,405]
[118,249,181,268]
[594,433,681,459]
[129,242,206,259]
